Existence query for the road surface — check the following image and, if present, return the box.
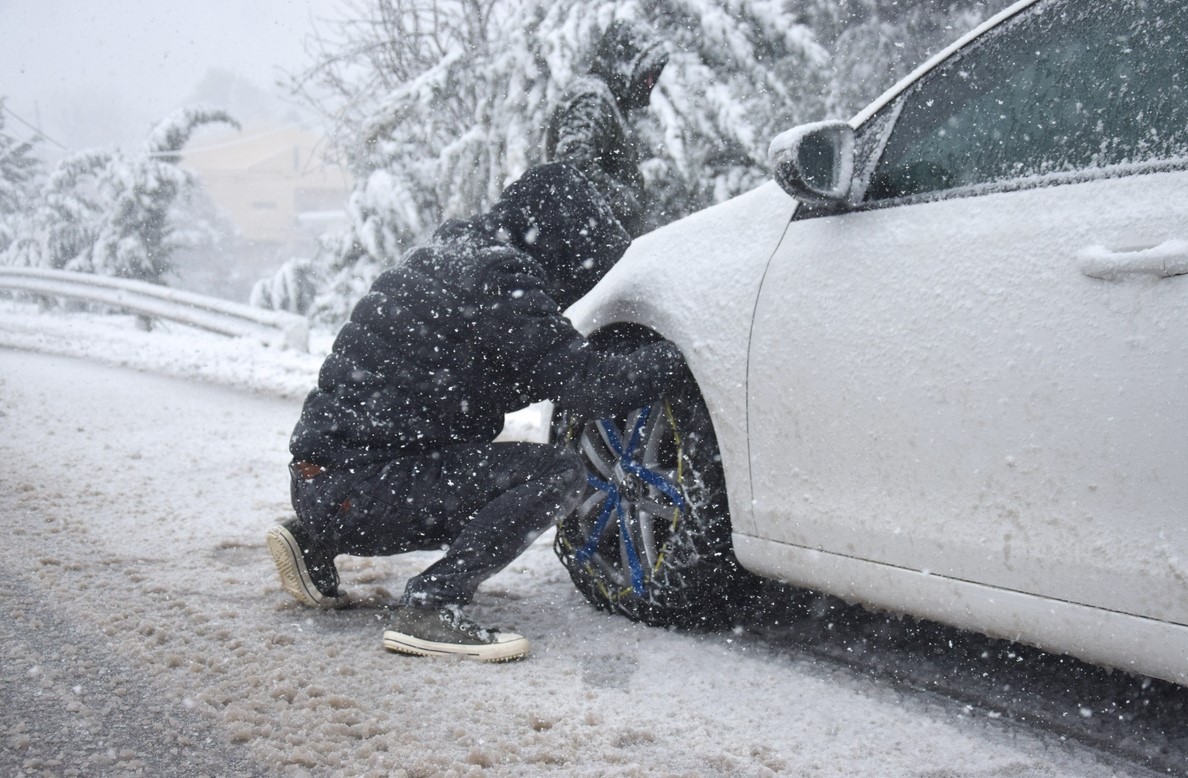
[0,347,1169,776]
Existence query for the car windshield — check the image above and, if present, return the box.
[867,0,1188,200]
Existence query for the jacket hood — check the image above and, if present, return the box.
[589,20,669,111]
[427,163,632,309]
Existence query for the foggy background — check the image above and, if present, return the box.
[1,0,354,302]
[0,0,342,151]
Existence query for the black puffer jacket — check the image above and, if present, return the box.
[545,21,669,237]
[290,164,684,469]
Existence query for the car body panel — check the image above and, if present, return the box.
[566,181,796,536]
[734,534,1188,686]
[746,168,1188,628]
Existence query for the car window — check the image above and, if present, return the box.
[866,0,1188,201]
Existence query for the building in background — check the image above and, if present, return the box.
[177,122,352,301]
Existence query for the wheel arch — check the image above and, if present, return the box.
[564,183,795,538]
[578,320,754,540]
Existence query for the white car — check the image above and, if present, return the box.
[553,0,1188,687]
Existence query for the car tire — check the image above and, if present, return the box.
[553,356,759,629]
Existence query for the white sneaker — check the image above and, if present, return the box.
[382,604,529,662]
[266,519,348,609]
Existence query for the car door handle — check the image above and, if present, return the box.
[1079,240,1188,281]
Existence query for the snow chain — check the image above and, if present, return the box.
[559,399,687,604]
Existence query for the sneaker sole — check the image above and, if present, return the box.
[266,525,347,609]
[382,630,530,662]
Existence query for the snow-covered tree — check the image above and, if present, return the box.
[294,0,828,318]
[87,106,240,283]
[250,256,319,315]
[294,0,1007,322]
[2,150,109,270]
[0,99,42,255]
[1,105,239,283]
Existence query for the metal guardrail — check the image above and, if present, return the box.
[0,266,309,352]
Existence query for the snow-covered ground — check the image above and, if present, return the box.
[0,301,1152,776]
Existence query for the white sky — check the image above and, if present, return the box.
[0,0,347,153]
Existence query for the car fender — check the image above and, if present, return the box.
[566,180,797,534]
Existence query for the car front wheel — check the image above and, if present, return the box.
[554,376,758,629]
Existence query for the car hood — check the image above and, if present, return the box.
[567,180,796,342]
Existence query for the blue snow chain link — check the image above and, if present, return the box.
[575,405,688,596]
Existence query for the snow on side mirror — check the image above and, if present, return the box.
[768,121,855,205]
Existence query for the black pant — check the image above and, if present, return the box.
[291,442,586,607]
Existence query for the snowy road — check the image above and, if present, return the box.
[0,334,1169,776]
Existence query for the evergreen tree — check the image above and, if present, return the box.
[296,0,829,320]
[250,256,319,315]
[0,99,42,255]
[88,106,240,283]
[1,105,239,283]
[3,150,109,271]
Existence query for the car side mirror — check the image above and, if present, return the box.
[768,121,855,205]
